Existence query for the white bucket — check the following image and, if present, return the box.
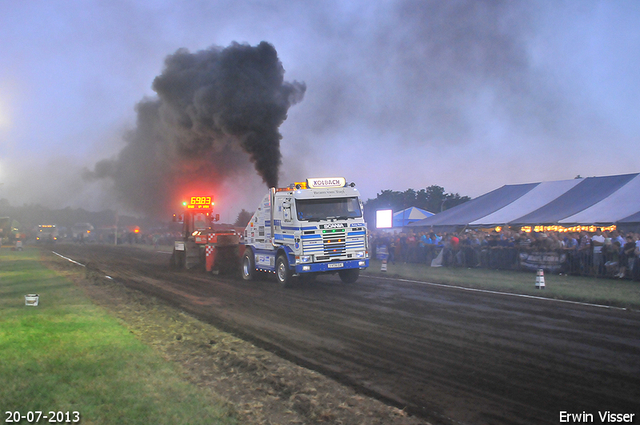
[25,294,39,306]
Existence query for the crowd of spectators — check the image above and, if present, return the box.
[370,228,640,280]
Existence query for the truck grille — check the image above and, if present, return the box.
[301,228,365,261]
[322,229,346,257]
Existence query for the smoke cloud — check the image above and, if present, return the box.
[84,41,305,216]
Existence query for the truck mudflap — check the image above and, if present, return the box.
[294,258,369,274]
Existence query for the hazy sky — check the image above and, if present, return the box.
[1,1,639,221]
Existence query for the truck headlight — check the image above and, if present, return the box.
[355,251,365,258]
[296,255,312,264]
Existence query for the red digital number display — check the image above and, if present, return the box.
[190,196,212,205]
[185,196,213,209]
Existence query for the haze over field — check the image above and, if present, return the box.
[1,1,639,220]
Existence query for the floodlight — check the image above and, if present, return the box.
[376,209,393,229]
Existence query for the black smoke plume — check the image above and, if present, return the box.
[84,41,305,216]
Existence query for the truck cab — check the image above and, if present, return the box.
[36,225,58,244]
[242,177,369,286]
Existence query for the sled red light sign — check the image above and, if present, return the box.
[184,196,214,209]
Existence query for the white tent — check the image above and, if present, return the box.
[393,207,434,227]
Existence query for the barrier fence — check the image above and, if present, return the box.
[372,243,640,280]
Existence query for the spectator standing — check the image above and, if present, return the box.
[612,230,625,250]
[516,232,531,250]
[419,232,428,263]
[547,233,563,250]
[390,233,397,264]
[399,232,408,263]
[563,232,580,274]
[634,234,640,281]
[577,232,592,275]
[591,230,605,275]
[617,235,636,278]
[425,232,441,265]
[564,233,578,249]
[405,232,416,263]
[604,239,621,276]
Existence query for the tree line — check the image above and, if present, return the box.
[363,185,470,215]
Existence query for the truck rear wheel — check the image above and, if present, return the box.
[242,250,255,281]
[276,254,294,288]
[339,268,359,284]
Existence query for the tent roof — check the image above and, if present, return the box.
[407,173,640,229]
[393,207,433,227]
[469,179,582,227]
[559,174,640,224]
[394,207,433,220]
[510,173,638,225]
[408,183,538,228]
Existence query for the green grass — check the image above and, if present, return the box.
[0,247,236,425]
[366,259,640,309]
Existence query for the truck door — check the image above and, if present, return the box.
[282,200,292,223]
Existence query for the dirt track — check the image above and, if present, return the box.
[50,243,640,425]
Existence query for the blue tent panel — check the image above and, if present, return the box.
[618,210,640,223]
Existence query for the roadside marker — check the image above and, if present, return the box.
[535,269,545,289]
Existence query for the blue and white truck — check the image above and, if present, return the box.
[241,177,369,286]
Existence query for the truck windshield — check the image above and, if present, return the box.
[193,213,210,230]
[295,197,362,221]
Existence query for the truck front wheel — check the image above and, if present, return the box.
[276,254,294,288]
[242,250,255,281]
[339,268,359,284]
